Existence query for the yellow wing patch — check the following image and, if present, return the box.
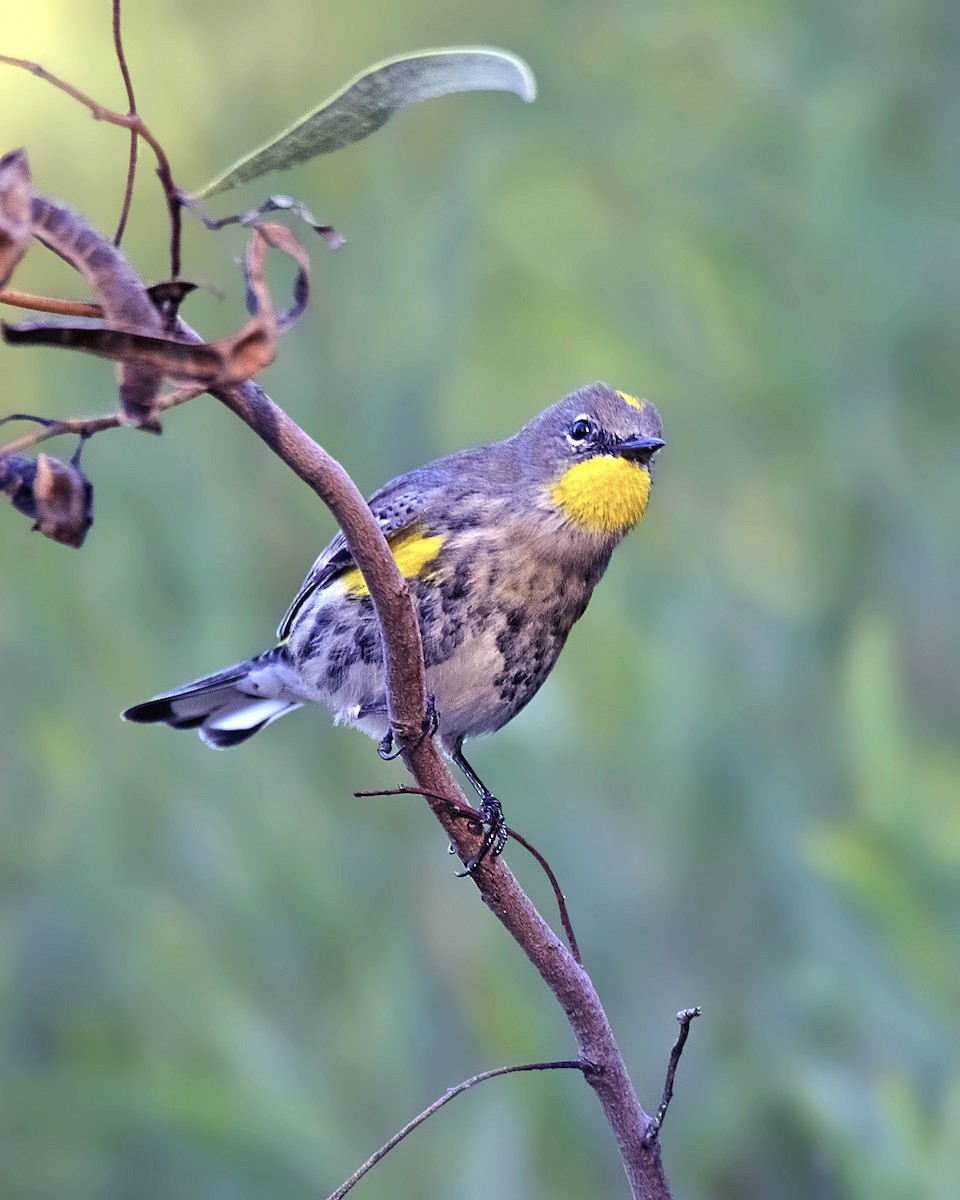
[339,527,444,597]
[615,389,645,411]
[551,456,651,533]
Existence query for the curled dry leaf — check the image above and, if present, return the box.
[146,280,200,330]
[0,148,184,428]
[28,188,166,429]
[261,196,345,250]
[243,221,311,332]
[187,222,312,381]
[0,148,33,288]
[0,449,93,548]
[2,319,224,381]
[186,192,345,250]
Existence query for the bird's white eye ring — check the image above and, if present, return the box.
[567,416,595,444]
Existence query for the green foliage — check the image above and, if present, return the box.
[1,1,958,1198]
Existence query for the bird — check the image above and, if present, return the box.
[123,382,664,865]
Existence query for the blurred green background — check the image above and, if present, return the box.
[2,2,958,1197]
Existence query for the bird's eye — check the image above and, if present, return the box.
[567,417,595,444]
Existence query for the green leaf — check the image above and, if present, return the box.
[193,47,536,199]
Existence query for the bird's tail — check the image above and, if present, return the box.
[122,645,302,749]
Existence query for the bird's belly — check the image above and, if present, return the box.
[424,608,567,743]
[425,633,521,741]
[286,545,597,744]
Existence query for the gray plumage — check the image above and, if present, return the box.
[124,382,664,773]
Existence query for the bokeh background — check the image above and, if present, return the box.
[2,2,958,1197]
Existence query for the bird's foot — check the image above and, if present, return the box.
[377,729,401,761]
[455,793,508,877]
[375,694,438,761]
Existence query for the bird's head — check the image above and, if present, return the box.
[520,383,665,535]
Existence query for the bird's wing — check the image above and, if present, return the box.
[276,471,439,640]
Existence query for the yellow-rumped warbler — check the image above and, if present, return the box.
[124,382,664,857]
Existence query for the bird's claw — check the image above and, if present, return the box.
[377,695,439,762]
[456,794,508,876]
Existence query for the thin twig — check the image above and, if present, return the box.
[353,785,582,962]
[111,0,139,247]
[327,1060,585,1200]
[643,1007,702,1145]
[0,414,121,458]
[0,384,204,460]
[507,827,582,965]
[183,192,345,249]
[0,286,102,318]
[0,53,183,276]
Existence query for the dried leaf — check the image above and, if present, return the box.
[0,148,33,288]
[2,213,312,393]
[0,452,40,518]
[32,452,93,546]
[187,193,344,248]
[244,222,311,332]
[28,187,166,427]
[193,47,536,198]
[257,196,345,249]
[0,450,93,548]
[2,319,227,381]
[147,280,199,329]
[163,224,310,379]
[1,224,309,388]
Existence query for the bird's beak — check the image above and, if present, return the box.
[615,435,665,461]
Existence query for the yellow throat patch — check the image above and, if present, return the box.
[551,455,651,533]
[339,527,444,597]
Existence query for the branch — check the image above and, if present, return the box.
[2,290,677,1199]
[644,1007,702,1144]
[328,1060,585,1200]
[0,286,102,318]
[0,54,183,275]
[0,144,681,1191]
[111,0,139,246]
[0,385,202,461]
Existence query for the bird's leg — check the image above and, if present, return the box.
[451,747,508,875]
[369,703,504,873]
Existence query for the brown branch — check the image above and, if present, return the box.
[400,741,672,1198]
[327,1060,585,1200]
[1,299,678,1200]
[0,286,102,318]
[0,166,676,1192]
[2,324,676,1194]
[195,365,435,770]
[1,24,683,1195]
[111,0,139,247]
[0,54,182,276]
